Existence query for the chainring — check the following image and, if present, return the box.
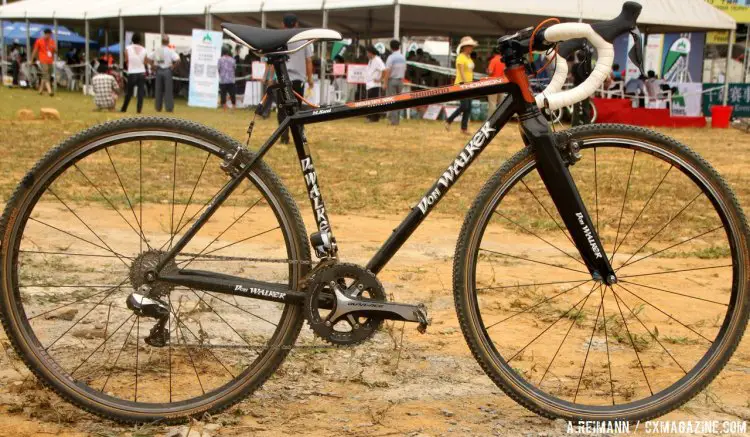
[305,263,386,346]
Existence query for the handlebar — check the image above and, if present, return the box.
[534,2,642,111]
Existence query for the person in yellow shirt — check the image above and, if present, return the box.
[445,36,478,134]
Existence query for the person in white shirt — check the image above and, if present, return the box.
[121,33,147,113]
[364,45,385,122]
[147,34,180,112]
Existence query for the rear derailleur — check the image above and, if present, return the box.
[126,285,171,347]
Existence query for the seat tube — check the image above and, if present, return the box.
[275,58,337,255]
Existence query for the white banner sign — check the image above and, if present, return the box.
[670,82,703,117]
[188,29,223,108]
[346,64,368,84]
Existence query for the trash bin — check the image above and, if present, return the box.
[711,105,733,128]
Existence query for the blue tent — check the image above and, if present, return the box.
[103,43,120,53]
[2,21,98,49]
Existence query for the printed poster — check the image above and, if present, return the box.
[346,64,368,84]
[188,29,223,108]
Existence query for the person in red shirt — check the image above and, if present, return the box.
[31,28,56,96]
[486,47,506,116]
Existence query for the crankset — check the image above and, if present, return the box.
[305,263,429,346]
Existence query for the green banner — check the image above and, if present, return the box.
[702,83,750,117]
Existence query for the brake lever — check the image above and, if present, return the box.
[628,26,645,75]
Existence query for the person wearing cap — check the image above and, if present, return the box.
[445,36,478,134]
[382,39,406,126]
[147,34,180,112]
[364,45,385,122]
[265,13,314,144]
[31,28,56,96]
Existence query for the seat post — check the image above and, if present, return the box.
[269,54,299,116]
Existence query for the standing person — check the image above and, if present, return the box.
[382,39,406,126]
[121,33,147,113]
[445,36,478,134]
[364,45,385,122]
[148,35,180,113]
[218,45,237,111]
[486,46,506,116]
[31,28,56,96]
[10,43,21,86]
[91,63,119,111]
[264,13,314,144]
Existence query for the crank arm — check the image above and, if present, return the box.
[330,287,430,333]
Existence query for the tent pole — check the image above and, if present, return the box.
[261,11,266,29]
[723,28,734,106]
[160,14,165,36]
[1,19,6,86]
[53,17,58,94]
[321,7,328,105]
[25,17,30,64]
[744,26,749,83]
[85,19,90,91]
[393,1,400,40]
[119,16,124,70]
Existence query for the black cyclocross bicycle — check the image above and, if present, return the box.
[1,2,748,424]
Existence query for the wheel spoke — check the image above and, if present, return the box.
[104,148,150,251]
[617,191,703,269]
[173,152,211,235]
[70,313,135,377]
[476,279,591,292]
[101,316,137,393]
[47,189,131,268]
[169,142,178,250]
[612,286,687,373]
[539,283,598,385]
[176,226,280,264]
[610,150,636,263]
[27,283,127,320]
[179,198,263,269]
[169,297,205,395]
[74,164,148,247]
[201,291,278,327]
[618,279,728,306]
[520,179,575,247]
[479,248,588,275]
[611,165,672,259]
[43,279,129,349]
[507,286,597,362]
[485,280,590,329]
[617,225,724,272]
[618,264,732,279]
[615,282,713,343]
[28,218,132,262]
[574,284,604,402]
[611,285,653,396]
[493,211,584,266]
[20,250,123,259]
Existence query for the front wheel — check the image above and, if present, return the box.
[454,124,749,421]
[0,117,311,423]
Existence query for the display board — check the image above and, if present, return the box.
[188,29,223,108]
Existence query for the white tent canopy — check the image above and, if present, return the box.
[0,0,736,34]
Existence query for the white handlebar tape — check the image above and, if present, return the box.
[537,23,614,111]
[535,52,567,108]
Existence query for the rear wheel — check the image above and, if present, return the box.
[454,124,749,421]
[0,117,311,423]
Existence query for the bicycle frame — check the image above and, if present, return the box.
[156,57,617,304]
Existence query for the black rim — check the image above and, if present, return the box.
[4,127,304,413]
[467,134,744,414]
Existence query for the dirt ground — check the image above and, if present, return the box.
[0,88,749,436]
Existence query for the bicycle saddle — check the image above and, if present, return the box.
[222,23,342,53]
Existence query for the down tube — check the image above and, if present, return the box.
[366,94,517,275]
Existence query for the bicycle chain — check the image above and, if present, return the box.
[179,252,316,265]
